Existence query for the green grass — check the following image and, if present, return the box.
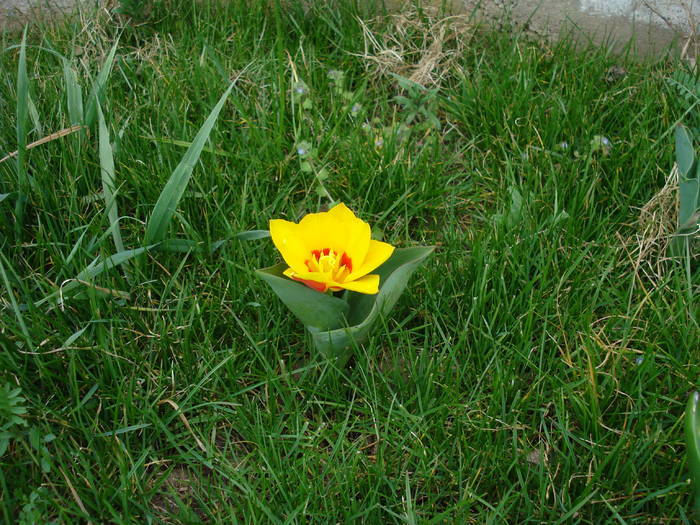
[0,1,698,522]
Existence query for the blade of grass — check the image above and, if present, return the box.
[14,27,30,238]
[84,40,119,130]
[687,392,700,516]
[0,253,34,352]
[35,246,153,307]
[97,103,125,254]
[63,59,84,126]
[140,135,235,157]
[143,82,235,244]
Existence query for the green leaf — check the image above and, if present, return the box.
[687,392,700,515]
[97,103,125,254]
[141,135,235,157]
[676,124,695,180]
[144,83,234,245]
[84,40,119,129]
[679,178,700,228]
[310,246,434,363]
[62,59,84,126]
[16,28,29,187]
[256,263,349,331]
[0,252,34,351]
[236,229,271,241]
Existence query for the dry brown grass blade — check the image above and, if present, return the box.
[157,399,208,453]
[59,466,93,525]
[0,125,83,164]
[355,7,473,88]
[620,163,679,289]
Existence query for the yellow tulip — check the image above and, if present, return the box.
[270,203,395,294]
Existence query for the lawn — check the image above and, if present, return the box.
[0,1,698,522]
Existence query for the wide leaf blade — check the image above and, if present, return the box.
[63,59,84,126]
[84,40,118,129]
[97,103,124,254]
[144,83,234,245]
[676,124,695,180]
[256,263,349,331]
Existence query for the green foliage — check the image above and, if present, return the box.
[687,392,700,516]
[18,488,56,525]
[671,124,700,256]
[113,0,153,21]
[0,1,696,522]
[390,73,440,129]
[0,383,27,456]
[257,247,433,364]
[144,83,234,245]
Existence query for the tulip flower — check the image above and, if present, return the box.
[269,203,395,294]
[252,203,433,365]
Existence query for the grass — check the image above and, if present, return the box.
[0,0,698,522]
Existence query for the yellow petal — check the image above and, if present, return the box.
[341,215,370,268]
[297,204,371,264]
[297,212,337,252]
[326,203,371,264]
[270,219,309,274]
[327,202,357,222]
[336,274,380,294]
[347,240,394,280]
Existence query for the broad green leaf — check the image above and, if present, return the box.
[84,40,118,129]
[144,83,234,245]
[256,263,349,331]
[97,103,124,254]
[63,59,84,126]
[687,392,700,515]
[310,246,434,363]
[679,178,700,228]
[157,239,202,253]
[236,229,271,241]
[676,124,695,179]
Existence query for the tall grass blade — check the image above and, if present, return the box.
[97,103,125,254]
[0,253,34,351]
[84,40,119,130]
[687,392,700,517]
[14,28,30,238]
[63,59,84,126]
[144,83,234,244]
[15,28,29,185]
[27,94,42,136]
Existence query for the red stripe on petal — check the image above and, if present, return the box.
[292,276,328,293]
